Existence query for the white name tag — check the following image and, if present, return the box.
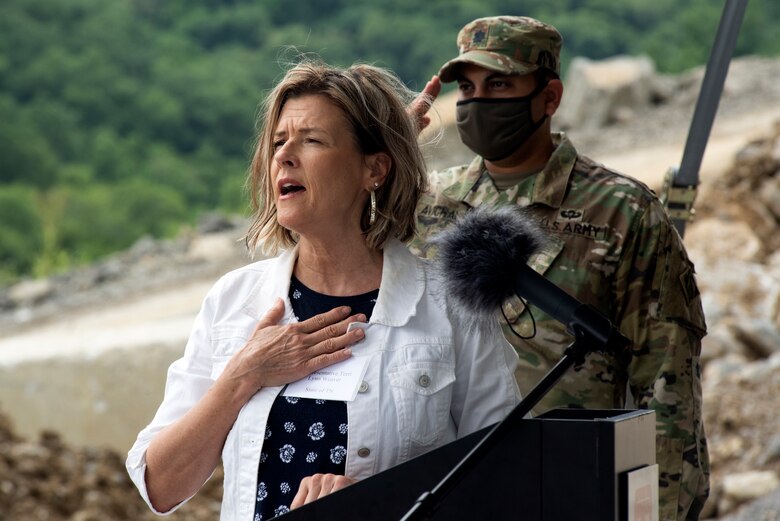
[283,355,370,402]
[282,321,371,402]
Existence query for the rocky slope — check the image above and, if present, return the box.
[0,412,224,521]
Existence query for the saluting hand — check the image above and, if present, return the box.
[409,75,442,133]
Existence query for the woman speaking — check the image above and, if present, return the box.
[126,60,520,520]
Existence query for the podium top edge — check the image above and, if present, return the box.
[533,408,656,422]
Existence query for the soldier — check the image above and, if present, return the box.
[409,16,709,521]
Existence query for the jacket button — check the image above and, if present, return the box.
[358,381,369,393]
[357,447,371,458]
[418,374,431,388]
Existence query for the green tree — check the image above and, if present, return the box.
[54,182,187,262]
[0,96,58,187]
[0,185,44,281]
[113,179,189,238]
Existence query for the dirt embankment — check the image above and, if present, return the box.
[0,410,224,521]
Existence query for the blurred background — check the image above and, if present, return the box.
[2,0,780,285]
[2,1,780,520]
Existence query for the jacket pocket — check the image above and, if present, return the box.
[209,327,249,380]
[388,359,456,446]
[210,355,232,380]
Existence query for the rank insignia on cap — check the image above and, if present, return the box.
[471,29,488,47]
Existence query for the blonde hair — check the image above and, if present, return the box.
[245,59,429,256]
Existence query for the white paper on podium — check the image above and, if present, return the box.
[626,464,659,521]
[282,355,370,402]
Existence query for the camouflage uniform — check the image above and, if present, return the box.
[409,134,710,520]
[422,15,710,519]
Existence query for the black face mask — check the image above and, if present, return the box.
[455,80,549,162]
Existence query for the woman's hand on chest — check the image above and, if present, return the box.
[220,298,368,395]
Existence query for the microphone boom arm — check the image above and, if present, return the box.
[512,264,630,357]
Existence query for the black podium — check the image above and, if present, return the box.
[278,408,656,521]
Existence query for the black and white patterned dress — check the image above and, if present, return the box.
[253,275,378,520]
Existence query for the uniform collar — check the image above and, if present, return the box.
[533,132,578,208]
[443,132,578,210]
[241,239,424,328]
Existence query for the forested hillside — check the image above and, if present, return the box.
[1,0,779,284]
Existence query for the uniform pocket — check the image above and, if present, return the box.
[388,360,456,445]
[500,238,565,325]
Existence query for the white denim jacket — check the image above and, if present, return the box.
[126,239,521,520]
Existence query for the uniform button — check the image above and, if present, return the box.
[418,374,431,388]
[357,447,371,458]
[358,381,369,393]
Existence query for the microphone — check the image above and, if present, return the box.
[434,206,629,352]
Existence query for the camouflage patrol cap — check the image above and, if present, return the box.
[438,16,562,83]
